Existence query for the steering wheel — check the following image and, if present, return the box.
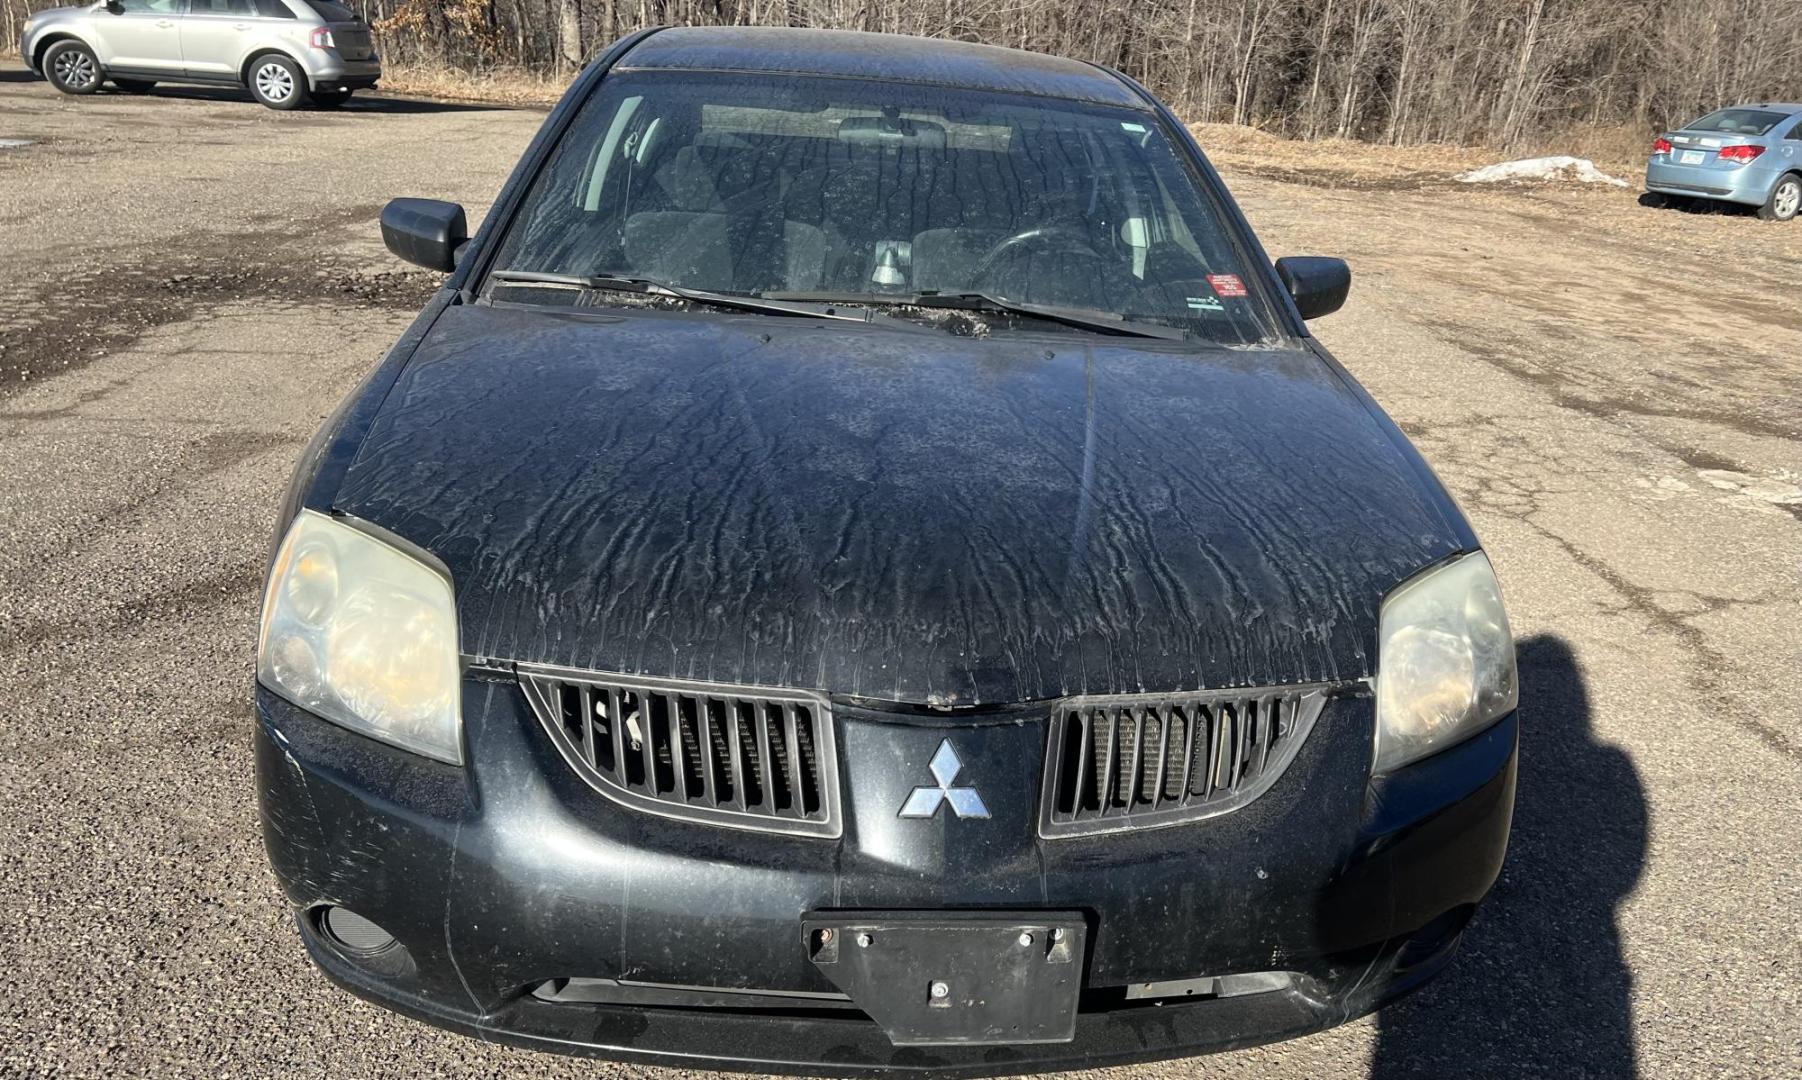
[969,224,1103,284]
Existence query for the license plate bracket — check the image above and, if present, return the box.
[801,911,1086,1046]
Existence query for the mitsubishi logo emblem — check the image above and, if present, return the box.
[898,740,990,819]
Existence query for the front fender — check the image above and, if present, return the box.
[26,28,96,72]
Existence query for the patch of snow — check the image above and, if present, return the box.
[0,138,35,150]
[1456,156,1628,187]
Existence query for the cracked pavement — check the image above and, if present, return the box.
[0,62,1797,1080]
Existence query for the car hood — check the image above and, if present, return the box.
[333,303,1465,706]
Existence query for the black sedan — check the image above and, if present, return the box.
[256,25,1518,1076]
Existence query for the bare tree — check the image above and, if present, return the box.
[6,0,1800,147]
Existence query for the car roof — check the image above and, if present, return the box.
[616,26,1148,109]
[1723,103,1802,114]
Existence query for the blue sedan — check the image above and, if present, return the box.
[1644,103,1802,221]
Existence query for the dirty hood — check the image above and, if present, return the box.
[333,303,1464,706]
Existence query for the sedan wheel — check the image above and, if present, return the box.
[46,42,101,96]
[1760,176,1801,222]
[248,56,310,111]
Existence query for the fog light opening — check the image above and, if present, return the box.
[319,906,398,956]
[1395,905,1475,972]
[314,905,417,979]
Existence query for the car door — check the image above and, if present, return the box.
[90,0,186,75]
[178,0,258,80]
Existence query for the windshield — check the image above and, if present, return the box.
[1683,108,1788,136]
[488,71,1280,344]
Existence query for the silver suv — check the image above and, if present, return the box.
[21,0,380,110]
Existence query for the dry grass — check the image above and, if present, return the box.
[375,62,565,107]
[1189,121,1648,193]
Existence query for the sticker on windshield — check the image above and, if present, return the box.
[1120,122,1147,134]
[1206,273,1248,298]
[1186,295,1225,312]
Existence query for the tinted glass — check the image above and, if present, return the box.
[254,0,296,17]
[1684,108,1787,136]
[1788,119,1802,141]
[303,0,357,20]
[189,0,253,13]
[491,71,1279,344]
[116,0,182,12]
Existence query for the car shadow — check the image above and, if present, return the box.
[1368,634,1647,1079]
[91,83,509,113]
[1637,191,1762,219]
[0,68,40,83]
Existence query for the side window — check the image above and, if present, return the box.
[254,0,296,16]
[115,0,183,12]
[189,0,255,13]
[1788,120,1802,142]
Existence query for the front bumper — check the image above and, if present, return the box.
[257,679,1516,1075]
[1645,157,1778,205]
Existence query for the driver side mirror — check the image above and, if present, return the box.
[380,198,468,273]
[1274,256,1351,321]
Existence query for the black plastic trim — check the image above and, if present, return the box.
[518,662,843,839]
[1038,685,1335,838]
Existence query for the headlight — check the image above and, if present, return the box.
[1373,551,1516,772]
[258,510,463,764]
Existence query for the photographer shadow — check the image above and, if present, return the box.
[1370,634,1647,1078]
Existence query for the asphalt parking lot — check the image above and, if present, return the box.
[0,64,1797,1079]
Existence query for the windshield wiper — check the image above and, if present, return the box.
[762,290,1187,341]
[488,270,879,323]
[914,293,1188,340]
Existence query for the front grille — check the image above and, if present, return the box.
[519,664,840,838]
[1039,686,1329,838]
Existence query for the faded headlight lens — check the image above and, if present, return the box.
[1374,552,1516,772]
[258,510,462,764]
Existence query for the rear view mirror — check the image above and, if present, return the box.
[380,198,468,273]
[1274,256,1351,320]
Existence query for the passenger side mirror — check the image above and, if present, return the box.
[1274,256,1351,321]
[380,198,468,273]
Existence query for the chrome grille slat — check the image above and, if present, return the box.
[609,687,629,786]
[1177,705,1197,804]
[726,696,746,812]
[519,664,840,839]
[1151,706,1170,806]
[783,705,803,814]
[1125,706,1147,811]
[1040,686,1331,839]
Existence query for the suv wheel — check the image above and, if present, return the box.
[248,55,309,111]
[1758,175,1801,222]
[112,78,156,94]
[313,88,353,109]
[45,41,102,96]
